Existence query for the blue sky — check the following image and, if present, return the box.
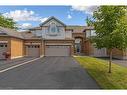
[0,6,95,30]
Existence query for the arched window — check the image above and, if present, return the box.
[50,23,57,33]
[47,22,64,36]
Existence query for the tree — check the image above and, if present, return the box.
[91,6,127,73]
[86,16,93,26]
[0,14,17,29]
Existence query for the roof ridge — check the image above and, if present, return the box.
[40,16,66,26]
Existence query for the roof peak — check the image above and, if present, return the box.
[40,16,66,26]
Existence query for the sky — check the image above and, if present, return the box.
[0,6,97,31]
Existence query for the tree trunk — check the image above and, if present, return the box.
[108,49,112,73]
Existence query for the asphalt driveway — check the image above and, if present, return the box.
[0,57,100,89]
[0,57,38,71]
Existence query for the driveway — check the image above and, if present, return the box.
[0,57,100,89]
[0,57,38,71]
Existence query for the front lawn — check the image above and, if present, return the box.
[75,56,127,89]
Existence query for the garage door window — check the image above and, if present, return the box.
[5,45,7,47]
[27,45,40,48]
[0,45,3,47]
[0,44,7,47]
[46,45,69,48]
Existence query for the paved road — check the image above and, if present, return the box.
[99,57,127,68]
[0,57,100,89]
[112,59,127,67]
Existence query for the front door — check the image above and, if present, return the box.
[75,43,81,53]
[75,38,82,54]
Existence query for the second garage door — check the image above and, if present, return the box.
[26,45,40,57]
[45,45,70,56]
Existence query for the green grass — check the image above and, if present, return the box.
[75,56,127,89]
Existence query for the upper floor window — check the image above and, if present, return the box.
[48,22,59,36]
[91,30,96,36]
[86,30,96,38]
[50,23,57,33]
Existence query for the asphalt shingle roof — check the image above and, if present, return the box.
[0,26,24,39]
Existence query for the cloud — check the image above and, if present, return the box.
[2,9,40,21]
[21,23,32,29]
[40,17,48,22]
[67,14,72,19]
[71,6,98,15]
[17,23,32,29]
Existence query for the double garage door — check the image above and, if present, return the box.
[0,44,7,59]
[45,45,70,56]
[26,45,40,57]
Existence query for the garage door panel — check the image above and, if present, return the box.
[26,45,40,57]
[0,44,8,59]
[45,45,70,56]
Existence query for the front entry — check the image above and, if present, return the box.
[75,43,81,53]
[26,45,40,57]
[75,38,82,54]
[45,45,70,56]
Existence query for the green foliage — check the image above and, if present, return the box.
[0,14,17,29]
[92,6,127,50]
[75,56,127,89]
[86,16,93,26]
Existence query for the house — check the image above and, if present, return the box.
[0,16,126,59]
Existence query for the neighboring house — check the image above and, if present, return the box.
[0,16,126,59]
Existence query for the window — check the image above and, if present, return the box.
[75,38,81,43]
[49,23,56,32]
[5,45,7,47]
[50,23,57,33]
[48,22,59,36]
[86,30,91,38]
[91,30,96,36]
[0,45,3,47]
[86,30,96,38]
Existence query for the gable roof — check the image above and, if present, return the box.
[0,26,24,39]
[29,27,42,30]
[66,25,86,33]
[83,26,94,32]
[40,16,66,26]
